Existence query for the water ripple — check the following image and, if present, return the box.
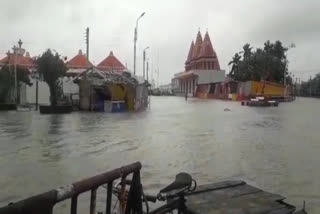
[0,97,319,212]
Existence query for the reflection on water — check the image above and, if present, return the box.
[0,97,320,213]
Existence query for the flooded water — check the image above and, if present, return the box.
[0,97,320,213]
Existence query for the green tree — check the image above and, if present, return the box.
[229,40,289,84]
[36,49,67,106]
[241,43,253,59]
[0,65,32,103]
[228,53,241,79]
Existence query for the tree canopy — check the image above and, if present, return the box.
[36,49,67,106]
[0,65,32,103]
[300,74,320,97]
[228,41,290,84]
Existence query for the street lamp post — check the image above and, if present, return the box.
[133,12,145,75]
[143,46,149,80]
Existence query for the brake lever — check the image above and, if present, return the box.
[157,192,166,201]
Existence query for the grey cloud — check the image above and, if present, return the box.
[0,0,319,83]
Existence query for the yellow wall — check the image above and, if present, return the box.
[126,86,135,111]
[107,84,127,101]
[232,94,237,101]
[79,78,91,110]
[107,84,135,111]
[251,81,284,96]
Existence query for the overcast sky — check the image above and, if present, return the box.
[1,0,319,84]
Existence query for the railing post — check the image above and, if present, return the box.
[71,195,78,214]
[135,171,143,214]
[90,188,97,214]
[120,175,128,214]
[125,170,142,214]
[0,162,142,214]
[106,181,113,214]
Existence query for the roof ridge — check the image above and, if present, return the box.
[97,51,125,72]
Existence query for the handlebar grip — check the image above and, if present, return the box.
[144,194,157,203]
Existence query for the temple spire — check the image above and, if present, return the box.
[185,41,194,64]
[199,31,216,58]
[192,31,203,60]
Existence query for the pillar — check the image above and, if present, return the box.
[192,79,195,94]
[187,80,189,93]
[183,80,185,93]
[186,80,188,93]
[181,80,183,93]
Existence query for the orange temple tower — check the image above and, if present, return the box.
[172,31,225,97]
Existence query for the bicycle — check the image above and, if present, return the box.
[107,172,197,214]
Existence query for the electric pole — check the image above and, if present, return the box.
[157,50,159,88]
[143,47,149,80]
[146,59,149,82]
[143,51,145,79]
[13,45,18,106]
[85,27,89,66]
[309,76,312,97]
[157,66,159,89]
[13,39,23,107]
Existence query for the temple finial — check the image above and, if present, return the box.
[18,39,23,48]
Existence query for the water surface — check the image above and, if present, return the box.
[0,97,319,213]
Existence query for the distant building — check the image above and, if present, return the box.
[159,84,173,95]
[74,67,148,112]
[97,51,128,72]
[0,47,39,104]
[172,31,225,97]
[0,50,36,71]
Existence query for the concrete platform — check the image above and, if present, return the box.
[186,181,303,214]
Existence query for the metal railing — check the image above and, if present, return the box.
[0,162,142,214]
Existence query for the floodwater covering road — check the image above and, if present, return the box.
[0,96,319,213]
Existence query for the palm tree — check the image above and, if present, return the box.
[241,43,253,59]
[228,53,241,70]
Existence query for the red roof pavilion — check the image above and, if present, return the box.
[66,50,93,69]
[0,51,36,72]
[66,50,93,76]
[97,51,126,72]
